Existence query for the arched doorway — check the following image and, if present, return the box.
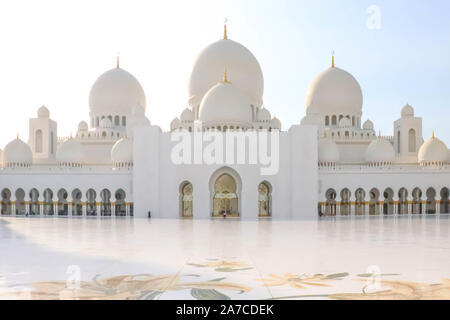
[383,188,394,215]
[369,188,380,215]
[115,189,126,216]
[15,189,26,215]
[426,188,436,214]
[72,189,83,216]
[86,189,97,216]
[57,189,68,216]
[412,188,422,214]
[325,189,337,216]
[441,188,450,214]
[340,189,351,216]
[211,174,239,217]
[398,188,409,215]
[258,181,272,217]
[43,188,54,215]
[355,188,366,216]
[100,189,112,216]
[180,182,193,218]
[1,189,12,215]
[29,189,40,215]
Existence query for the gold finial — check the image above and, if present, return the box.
[331,50,335,68]
[323,131,327,138]
[224,18,228,40]
[378,130,381,138]
[116,54,120,68]
[432,131,435,139]
[16,132,19,139]
[222,69,231,83]
[69,132,73,139]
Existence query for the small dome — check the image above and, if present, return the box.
[89,67,146,116]
[257,108,271,122]
[271,117,281,130]
[188,38,264,109]
[111,137,133,167]
[37,105,50,118]
[199,81,253,127]
[339,117,352,128]
[365,137,395,165]
[318,137,340,164]
[170,118,181,131]
[401,104,414,117]
[56,138,85,166]
[306,66,363,117]
[3,138,32,167]
[78,121,88,132]
[418,134,448,165]
[363,119,374,130]
[180,108,194,122]
[99,118,112,128]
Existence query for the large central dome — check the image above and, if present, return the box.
[305,64,363,117]
[89,65,146,117]
[188,32,264,109]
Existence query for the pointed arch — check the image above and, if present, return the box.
[209,167,242,218]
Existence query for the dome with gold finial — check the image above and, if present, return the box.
[188,22,264,110]
[56,136,85,167]
[418,132,448,166]
[89,57,146,118]
[199,71,253,127]
[306,54,363,118]
[365,133,395,165]
[3,137,33,168]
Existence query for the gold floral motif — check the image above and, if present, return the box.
[1,274,251,300]
[330,278,450,300]
[258,273,348,289]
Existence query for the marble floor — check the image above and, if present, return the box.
[0,215,449,300]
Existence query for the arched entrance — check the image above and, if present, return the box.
[258,181,272,217]
[412,188,422,214]
[115,189,126,216]
[1,189,12,215]
[86,189,97,216]
[72,189,83,216]
[29,189,40,215]
[210,168,241,218]
[369,188,380,215]
[15,189,26,215]
[355,188,366,216]
[426,188,436,214]
[57,189,68,216]
[383,188,394,215]
[340,189,351,216]
[180,182,193,218]
[325,189,337,216]
[398,188,408,215]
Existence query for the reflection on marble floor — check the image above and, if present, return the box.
[1,216,450,300]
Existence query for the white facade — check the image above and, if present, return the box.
[1,24,449,219]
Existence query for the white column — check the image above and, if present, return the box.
[82,201,87,217]
[111,203,116,217]
[68,202,73,217]
[12,200,16,217]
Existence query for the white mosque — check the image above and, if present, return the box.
[0,24,449,219]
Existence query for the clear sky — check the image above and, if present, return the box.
[0,0,449,148]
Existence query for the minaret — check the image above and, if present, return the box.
[116,55,120,68]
